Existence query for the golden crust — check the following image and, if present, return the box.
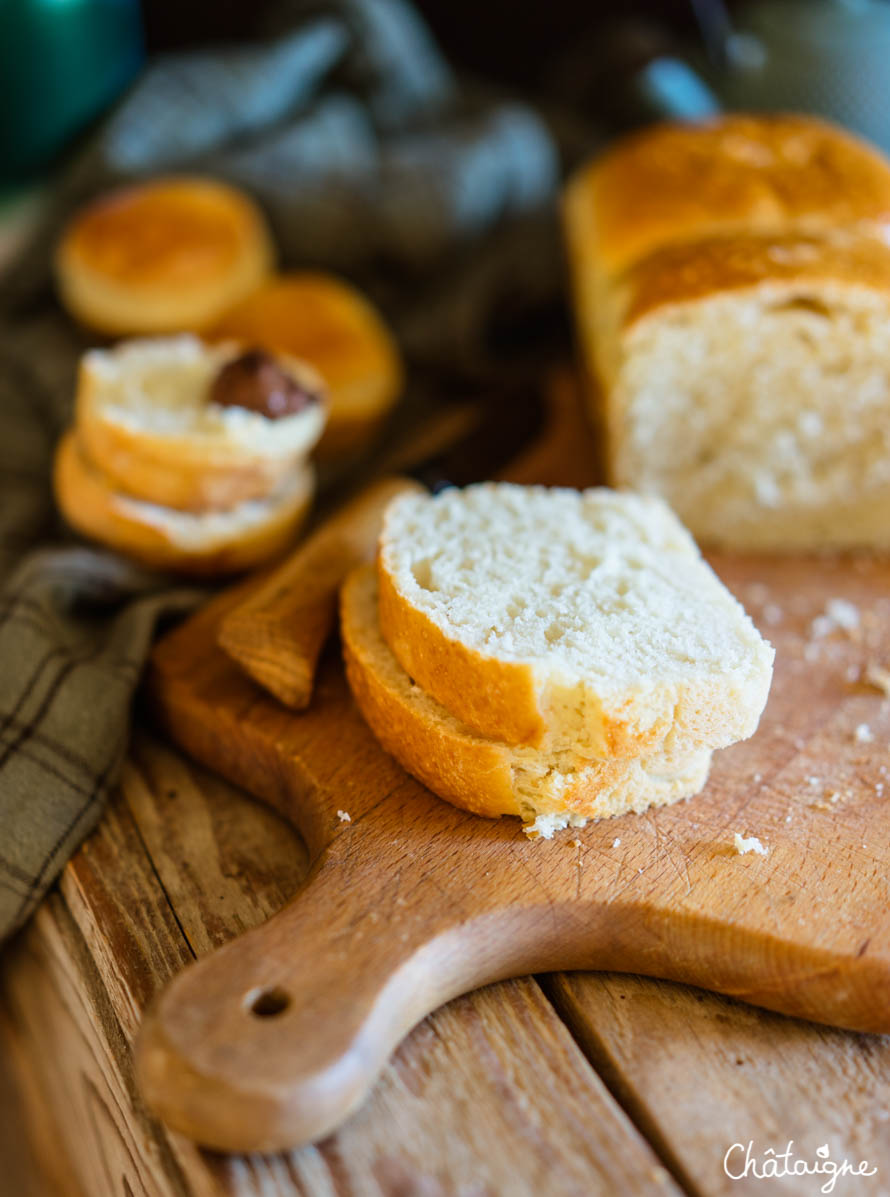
[619,230,890,332]
[55,177,275,335]
[210,273,403,459]
[75,345,327,511]
[342,565,712,822]
[376,548,671,759]
[53,430,313,576]
[568,113,890,278]
[376,550,544,747]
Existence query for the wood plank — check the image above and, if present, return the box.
[6,731,685,1197]
[1,892,191,1197]
[547,971,890,1197]
[0,992,77,1197]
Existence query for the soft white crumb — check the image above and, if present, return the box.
[734,832,769,856]
[524,811,588,840]
[855,723,874,744]
[336,810,352,823]
[762,603,784,625]
[865,663,890,697]
[612,837,621,848]
[807,776,820,787]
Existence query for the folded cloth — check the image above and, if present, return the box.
[0,0,565,940]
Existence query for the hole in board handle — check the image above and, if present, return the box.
[246,986,291,1018]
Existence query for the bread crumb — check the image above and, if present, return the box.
[762,603,783,625]
[855,723,874,743]
[612,837,621,848]
[826,598,860,630]
[865,663,890,697]
[571,838,583,848]
[524,811,588,840]
[337,810,352,823]
[734,832,769,856]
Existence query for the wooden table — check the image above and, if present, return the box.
[2,723,889,1196]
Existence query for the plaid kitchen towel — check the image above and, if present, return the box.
[0,0,565,940]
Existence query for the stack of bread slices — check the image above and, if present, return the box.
[54,334,327,575]
[342,484,774,836]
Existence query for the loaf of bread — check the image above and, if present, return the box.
[76,335,327,511]
[377,484,773,759]
[563,114,890,550]
[342,564,714,832]
[56,177,275,336]
[55,430,314,575]
[211,273,403,460]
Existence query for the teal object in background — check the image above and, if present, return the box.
[0,0,143,182]
[708,0,890,155]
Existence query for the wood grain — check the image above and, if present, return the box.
[546,971,890,1197]
[3,732,684,1197]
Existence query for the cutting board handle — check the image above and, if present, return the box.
[136,833,516,1153]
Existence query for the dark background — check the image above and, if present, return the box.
[141,0,714,83]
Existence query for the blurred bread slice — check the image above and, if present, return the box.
[54,430,314,576]
[76,335,326,511]
[377,483,773,758]
[211,273,402,459]
[342,564,713,829]
[55,177,274,335]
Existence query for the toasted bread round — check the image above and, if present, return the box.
[54,430,314,576]
[341,565,713,828]
[377,484,774,758]
[210,273,402,458]
[55,177,275,335]
[76,335,327,511]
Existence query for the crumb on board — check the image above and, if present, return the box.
[855,723,874,744]
[337,810,352,823]
[762,603,783,626]
[733,832,769,857]
[865,663,890,697]
[524,812,588,839]
[612,837,621,848]
[810,598,860,642]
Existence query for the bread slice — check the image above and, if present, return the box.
[572,229,890,551]
[54,430,314,576]
[377,484,773,757]
[211,273,403,460]
[77,335,327,511]
[55,176,275,336]
[342,564,713,830]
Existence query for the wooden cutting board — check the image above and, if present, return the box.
[137,375,890,1156]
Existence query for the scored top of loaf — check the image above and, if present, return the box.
[377,483,774,758]
[617,228,890,332]
[565,114,890,279]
